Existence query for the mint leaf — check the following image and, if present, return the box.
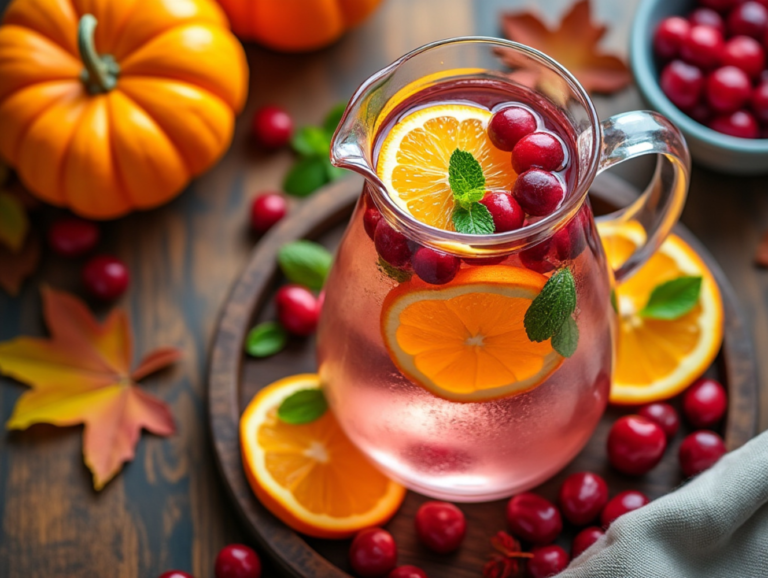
[452,203,495,235]
[323,102,347,137]
[292,126,330,157]
[377,257,412,283]
[244,322,288,358]
[449,149,486,208]
[284,156,329,197]
[277,389,328,424]
[552,316,579,358]
[524,268,577,342]
[278,240,333,290]
[640,276,702,320]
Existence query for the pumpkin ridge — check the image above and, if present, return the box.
[2,0,80,56]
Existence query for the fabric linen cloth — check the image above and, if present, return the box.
[558,429,768,577]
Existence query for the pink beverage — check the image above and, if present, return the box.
[320,39,690,501]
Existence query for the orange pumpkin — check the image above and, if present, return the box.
[0,0,249,220]
[216,0,383,52]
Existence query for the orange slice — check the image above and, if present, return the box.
[376,104,517,230]
[240,374,405,538]
[381,265,563,402]
[599,222,724,405]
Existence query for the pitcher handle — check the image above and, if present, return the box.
[595,111,691,283]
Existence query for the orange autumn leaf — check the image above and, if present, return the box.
[499,0,631,94]
[0,287,181,490]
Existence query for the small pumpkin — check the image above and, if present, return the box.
[216,0,383,52]
[0,0,249,219]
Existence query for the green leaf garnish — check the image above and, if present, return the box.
[323,102,347,137]
[291,126,330,157]
[377,257,413,283]
[452,203,495,235]
[524,268,577,342]
[448,149,486,209]
[278,240,333,290]
[640,276,702,320]
[284,156,329,197]
[552,315,579,358]
[277,389,328,425]
[244,322,288,358]
[610,289,618,314]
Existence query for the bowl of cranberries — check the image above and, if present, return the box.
[631,0,768,174]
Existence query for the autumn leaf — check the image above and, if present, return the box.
[0,287,181,490]
[498,0,631,95]
[0,233,40,295]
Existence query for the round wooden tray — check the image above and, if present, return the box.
[208,173,758,578]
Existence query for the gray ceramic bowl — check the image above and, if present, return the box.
[630,0,768,174]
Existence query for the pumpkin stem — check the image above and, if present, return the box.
[78,14,120,94]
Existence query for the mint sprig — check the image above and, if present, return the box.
[244,322,288,358]
[640,276,702,320]
[277,389,328,425]
[524,268,579,357]
[278,240,333,290]
[452,203,495,235]
[552,315,579,358]
[448,149,495,234]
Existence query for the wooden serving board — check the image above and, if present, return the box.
[208,173,758,578]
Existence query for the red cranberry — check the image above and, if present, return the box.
[683,378,727,428]
[252,105,292,149]
[479,192,525,232]
[414,501,466,554]
[83,255,130,300]
[374,220,411,268]
[388,567,427,578]
[519,240,556,274]
[699,0,737,11]
[411,247,460,285]
[558,472,609,526]
[571,527,605,559]
[751,79,768,121]
[511,132,566,173]
[526,545,569,578]
[709,109,759,137]
[364,206,382,240]
[48,218,100,258]
[679,430,726,477]
[654,17,691,60]
[488,106,538,151]
[214,544,261,578]
[638,402,680,438]
[600,490,649,528]
[706,66,752,113]
[275,284,320,336]
[250,193,287,233]
[681,25,724,69]
[689,8,725,35]
[506,493,563,545]
[349,528,397,578]
[728,2,768,39]
[513,170,564,217]
[159,572,193,578]
[722,36,765,78]
[552,209,589,261]
[607,415,667,475]
[660,60,704,110]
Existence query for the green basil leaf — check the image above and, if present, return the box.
[552,315,579,358]
[524,267,577,342]
[640,276,703,320]
[278,240,333,290]
[452,202,495,235]
[244,322,288,358]
[284,156,329,197]
[277,388,328,425]
[323,102,347,137]
[291,126,330,157]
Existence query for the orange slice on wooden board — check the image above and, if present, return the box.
[599,222,724,405]
[240,374,405,538]
[376,104,517,230]
[381,265,563,402]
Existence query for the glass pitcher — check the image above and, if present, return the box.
[317,37,689,502]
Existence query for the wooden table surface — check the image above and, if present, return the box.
[0,1,766,577]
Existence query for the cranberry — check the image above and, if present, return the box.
[722,36,765,78]
[706,66,752,113]
[680,25,724,69]
[488,106,538,151]
[637,402,680,438]
[411,247,460,285]
[679,430,727,477]
[607,415,667,475]
[374,220,411,267]
[414,501,466,554]
[388,567,427,578]
[600,490,649,528]
[252,105,292,148]
[689,8,725,35]
[526,545,569,578]
[709,109,759,137]
[250,193,287,233]
[159,572,193,578]
[479,192,525,232]
[700,0,737,10]
[654,17,691,60]
[571,527,605,559]
[519,240,556,274]
[751,79,768,121]
[552,209,589,261]
[506,493,563,545]
[513,170,564,217]
[660,60,704,110]
[728,2,768,39]
[82,255,130,300]
[511,132,566,173]
[214,544,261,578]
[683,378,728,428]
[364,206,383,240]
[275,284,319,336]
[558,472,609,526]
[48,218,100,258]
[349,528,397,578]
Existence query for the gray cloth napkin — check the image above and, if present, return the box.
[559,430,768,578]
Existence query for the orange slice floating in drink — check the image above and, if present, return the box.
[381,265,563,402]
[376,104,517,230]
[599,222,724,405]
[240,374,405,538]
